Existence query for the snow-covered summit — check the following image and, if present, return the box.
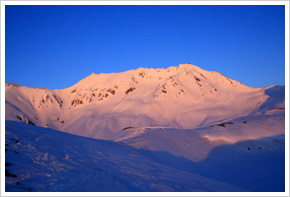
[5,64,285,139]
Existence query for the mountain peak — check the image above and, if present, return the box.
[177,63,194,69]
[89,72,97,76]
[177,63,207,72]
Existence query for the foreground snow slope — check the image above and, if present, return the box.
[110,110,285,192]
[5,109,285,192]
[5,64,285,139]
[5,121,247,192]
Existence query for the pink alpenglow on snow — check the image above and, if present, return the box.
[5,64,285,192]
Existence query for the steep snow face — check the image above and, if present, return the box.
[5,83,65,131]
[5,64,285,139]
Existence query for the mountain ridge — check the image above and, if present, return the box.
[5,64,285,139]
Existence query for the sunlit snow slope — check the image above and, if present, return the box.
[5,64,285,140]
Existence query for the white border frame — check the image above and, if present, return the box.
[0,1,289,6]
[1,1,289,196]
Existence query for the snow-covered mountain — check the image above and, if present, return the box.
[4,63,285,192]
[5,64,285,139]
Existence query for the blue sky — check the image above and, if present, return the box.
[5,5,285,89]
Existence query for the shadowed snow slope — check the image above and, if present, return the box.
[5,121,247,192]
[110,111,285,192]
[5,64,285,140]
[5,112,284,192]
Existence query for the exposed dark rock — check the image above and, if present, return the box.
[200,73,207,79]
[139,71,145,78]
[51,94,63,107]
[71,99,83,107]
[195,76,201,82]
[10,138,19,144]
[107,89,115,95]
[45,94,53,103]
[122,126,135,130]
[217,122,234,127]
[16,115,35,126]
[125,87,135,95]
[5,170,17,177]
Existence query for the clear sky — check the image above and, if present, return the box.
[5,5,285,89]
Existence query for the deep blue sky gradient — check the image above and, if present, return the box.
[5,5,285,89]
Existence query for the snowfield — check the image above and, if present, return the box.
[5,121,248,192]
[110,112,285,192]
[4,64,286,192]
